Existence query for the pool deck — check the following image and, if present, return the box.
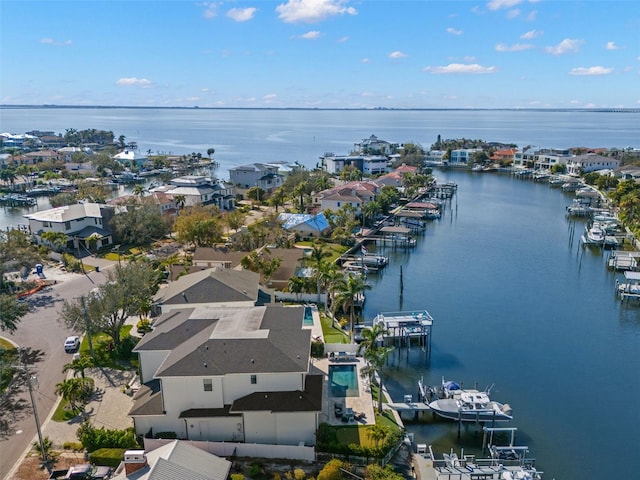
[312,356,376,426]
[304,304,376,426]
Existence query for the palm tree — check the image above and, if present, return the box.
[40,231,68,252]
[357,322,394,412]
[268,187,287,212]
[292,181,308,213]
[62,355,95,378]
[55,378,94,414]
[334,274,371,342]
[307,242,331,303]
[207,148,215,159]
[174,194,186,211]
[366,424,389,449]
[360,345,394,413]
[132,184,146,197]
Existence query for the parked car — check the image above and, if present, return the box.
[65,464,91,479]
[64,336,80,353]
[89,466,112,479]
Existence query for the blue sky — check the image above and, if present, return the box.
[1,0,638,109]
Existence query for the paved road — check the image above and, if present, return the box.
[0,261,114,480]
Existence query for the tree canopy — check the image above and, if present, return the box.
[60,261,159,346]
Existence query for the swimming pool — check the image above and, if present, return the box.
[328,364,359,397]
[303,306,314,326]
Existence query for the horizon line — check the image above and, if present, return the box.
[1,104,639,113]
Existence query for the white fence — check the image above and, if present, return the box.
[143,438,316,462]
[274,291,327,304]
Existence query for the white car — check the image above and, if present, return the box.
[64,336,80,353]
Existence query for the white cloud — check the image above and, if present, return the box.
[546,38,582,55]
[40,38,72,46]
[263,93,277,100]
[605,41,620,50]
[337,36,349,43]
[487,0,523,11]
[388,51,408,59]
[299,30,321,39]
[507,9,520,19]
[520,29,542,39]
[446,27,463,35]
[276,0,357,24]
[227,7,257,22]
[526,10,537,21]
[116,77,152,87]
[569,66,613,76]
[423,63,497,74]
[495,43,534,52]
[201,2,218,19]
[361,58,370,63]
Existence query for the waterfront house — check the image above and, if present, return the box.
[354,134,399,155]
[448,148,481,167]
[129,303,322,446]
[376,164,419,188]
[229,163,283,192]
[566,153,620,175]
[424,149,446,166]
[320,153,389,176]
[312,180,381,214]
[113,149,149,168]
[110,440,231,480]
[24,203,118,251]
[489,148,517,165]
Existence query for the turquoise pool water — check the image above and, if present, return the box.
[303,306,314,326]
[329,364,359,397]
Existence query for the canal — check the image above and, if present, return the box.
[362,169,640,480]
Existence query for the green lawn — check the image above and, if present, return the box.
[334,411,401,448]
[295,241,349,263]
[320,312,349,344]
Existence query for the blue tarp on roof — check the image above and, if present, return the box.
[278,212,330,232]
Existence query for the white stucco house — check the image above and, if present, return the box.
[320,154,389,176]
[24,203,118,251]
[129,303,322,447]
[229,163,283,192]
[566,153,620,175]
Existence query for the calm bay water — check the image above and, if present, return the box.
[1,108,639,478]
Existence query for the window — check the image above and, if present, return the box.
[250,375,257,384]
[64,221,71,230]
[203,379,212,392]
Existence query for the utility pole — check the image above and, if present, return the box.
[14,350,48,468]
[80,296,95,358]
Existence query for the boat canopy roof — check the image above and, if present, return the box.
[623,271,640,281]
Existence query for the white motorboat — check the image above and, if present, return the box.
[585,224,605,244]
[427,378,513,422]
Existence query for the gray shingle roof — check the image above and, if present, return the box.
[231,374,322,413]
[153,268,259,305]
[113,440,231,480]
[129,379,163,416]
[136,305,310,377]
